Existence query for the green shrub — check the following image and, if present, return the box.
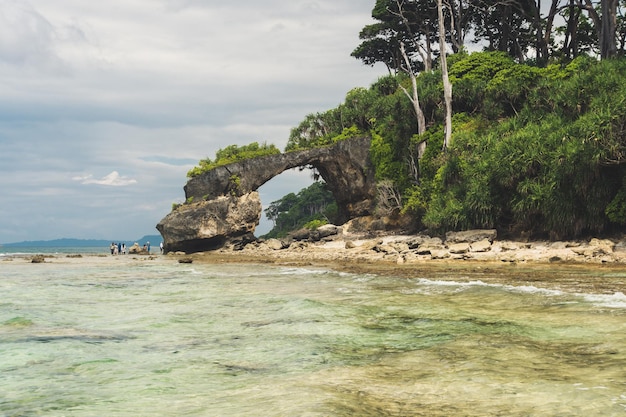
[304,219,328,229]
[187,142,280,177]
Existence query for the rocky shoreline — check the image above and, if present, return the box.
[4,227,626,296]
[187,227,626,295]
[235,227,626,264]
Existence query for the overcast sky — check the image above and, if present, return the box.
[0,0,386,243]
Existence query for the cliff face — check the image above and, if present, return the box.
[157,137,376,253]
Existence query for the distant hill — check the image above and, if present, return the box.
[1,235,162,247]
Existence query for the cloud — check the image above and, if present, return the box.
[0,0,56,66]
[0,0,387,242]
[74,171,137,186]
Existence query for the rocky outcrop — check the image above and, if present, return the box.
[157,192,261,253]
[445,229,497,244]
[183,137,376,222]
[157,137,376,253]
[227,228,626,265]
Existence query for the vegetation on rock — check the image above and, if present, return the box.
[187,142,280,178]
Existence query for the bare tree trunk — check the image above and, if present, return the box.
[600,0,618,58]
[399,42,427,158]
[437,0,453,150]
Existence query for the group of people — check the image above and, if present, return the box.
[109,241,154,255]
[110,242,127,255]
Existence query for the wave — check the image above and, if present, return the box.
[413,278,626,309]
[581,291,626,309]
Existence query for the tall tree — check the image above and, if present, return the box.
[577,0,621,58]
[600,0,619,57]
[393,0,429,158]
[437,0,454,149]
[445,0,473,52]
[352,0,438,73]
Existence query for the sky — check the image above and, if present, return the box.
[0,0,387,242]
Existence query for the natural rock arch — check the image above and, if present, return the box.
[157,136,376,253]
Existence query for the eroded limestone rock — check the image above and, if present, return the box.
[445,229,497,244]
[157,137,377,253]
[183,137,376,223]
[157,192,261,253]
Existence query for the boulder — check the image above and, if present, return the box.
[571,238,615,258]
[614,239,626,253]
[470,239,492,253]
[445,229,497,244]
[372,244,397,254]
[405,235,438,249]
[157,192,261,254]
[317,224,341,238]
[430,249,451,260]
[264,238,285,250]
[448,242,470,254]
[589,238,614,253]
[414,238,444,255]
[289,228,317,241]
[128,243,148,254]
[390,242,410,253]
[31,255,46,263]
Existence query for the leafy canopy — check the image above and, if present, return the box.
[263,182,338,238]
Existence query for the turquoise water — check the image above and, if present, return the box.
[1,256,625,416]
[0,246,110,256]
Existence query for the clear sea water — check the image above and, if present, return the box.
[1,251,625,416]
[0,246,110,257]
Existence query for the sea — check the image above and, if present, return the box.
[1,246,110,257]
[1,248,625,416]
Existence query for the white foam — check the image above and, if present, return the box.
[580,291,626,309]
[411,277,626,308]
[279,267,327,276]
[416,278,490,288]
[502,284,565,297]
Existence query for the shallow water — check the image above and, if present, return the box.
[1,258,625,416]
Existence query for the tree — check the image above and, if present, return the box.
[600,0,619,58]
[437,0,454,149]
[352,0,438,73]
[445,0,474,53]
[557,1,596,58]
[391,0,431,160]
[263,182,338,237]
[576,0,621,58]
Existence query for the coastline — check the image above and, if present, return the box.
[3,233,626,296]
[188,232,626,296]
[193,253,626,295]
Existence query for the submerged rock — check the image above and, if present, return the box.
[31,255,45,263]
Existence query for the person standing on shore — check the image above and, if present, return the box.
[160,242,164,254]
[147,242,150,253]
